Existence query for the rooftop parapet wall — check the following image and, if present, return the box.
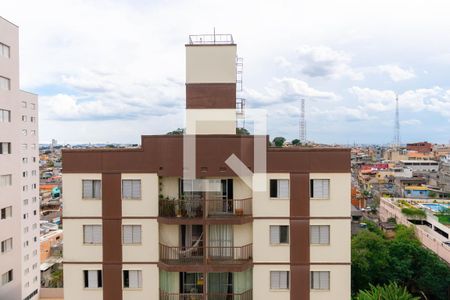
[62,135,350,175]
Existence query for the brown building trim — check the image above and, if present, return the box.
[185,44,237,47]
[102,173,122,300]
[62,135,351,176]
[157,216,252,225]
[290,173,310,300]
[309,217,351,220]
[157,261,252,273]
[62,216,102,220]
[63,261,103,265]
[253,262,291,265]
[186,83,236,109]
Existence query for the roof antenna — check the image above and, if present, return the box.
[213,27,216,44]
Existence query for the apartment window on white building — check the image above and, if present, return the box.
[32,263,37,270]
[32,197,37,203]
[310,225,330,245]
[122,179,141,200]
[0,42,10,58]
[82,180,102,199]
[123,270,142,289]
[32,223,37,230]
[32,249,37,256]
[0,109,11,122]
[30,130,36,136]
[23,171,28,178]
[122,225,142,244]
[1,238,13,253]
[21,101,27,108]
[24,240,29,247]
[33,276,38,283]
[83,225,102,244]
[270,271,289,289]
[1,270,13,286]
[0,142,11,154]
[270,225,289,245]
[31,170,37,176]
[31,144,36,150]
[22,129,27,136]
[83,270,102,288]
[24,268,29,275]
[23,213,28,220]
[30,103,36,110]
[0,174,12,187]
[0,76,10,90]
[32,183,37,190]
[24,254,29,261]
[24,282,29,288]
[269,179,289,198]
[310,179,330,199]
[22,115,27,122]
[30,116,36,123]
[23,199,28,205]
[23,157,28,164]
[21,143,28,150]
[32,157,36,163]
[24,226,29,234]
[23,185,28,191]
[311,271,330,290]
[1,206,12,219]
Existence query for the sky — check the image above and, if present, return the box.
[2,0,450,145]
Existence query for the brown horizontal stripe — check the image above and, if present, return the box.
[186,83,236,109]
[63,261,159,265]
[310,262,351,265]
[63,216,158,219]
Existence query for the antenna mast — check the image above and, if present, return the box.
[394,94,400,149]
[300,98,306,144]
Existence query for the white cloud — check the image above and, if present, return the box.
[401,119,422,126]
[279,46,364,80]
[376,64,416,81]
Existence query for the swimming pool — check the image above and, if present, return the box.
[421,203,450,212]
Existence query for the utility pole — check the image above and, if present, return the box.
[393,94,400,149]
[300,99,306,144]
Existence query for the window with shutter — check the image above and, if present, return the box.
[311,271,330,290]
[82,180,101,199]
[83,225,102,244]
[270,225,289,244]
[310,225,330,245]
[270,271,289,289]
[84,270,102,288]
[270,179,289,198]
[123,225,141,244]
[122,180,141,199]
[123,270,142,288]
[310,179,330,199]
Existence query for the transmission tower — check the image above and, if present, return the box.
[393,95,400,149]
[299,99,306,144]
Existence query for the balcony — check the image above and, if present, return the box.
[158,198,252,224]
[159,244,253,272]
[160,289,253,300]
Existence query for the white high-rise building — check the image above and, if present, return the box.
[0,16,40,300]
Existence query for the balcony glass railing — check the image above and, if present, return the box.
[160,289,253,300]
[159,198,252,218]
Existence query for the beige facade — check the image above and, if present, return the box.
[186,109,236,135]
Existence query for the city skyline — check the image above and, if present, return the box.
[1,0,450,144]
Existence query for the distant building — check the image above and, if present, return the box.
[400,160,439,172]
[0,16,40,300]
[407,142,433,153]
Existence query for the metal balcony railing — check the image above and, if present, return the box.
[159,244,253,265]
[159,198,252,218]
[160,289,253,300]
[188,34,234,45]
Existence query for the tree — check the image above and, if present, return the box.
[355,282,420,300]
[166,128,184,135]
[236,127,250,135]
[272,137,286,147]
[291,139,300,145]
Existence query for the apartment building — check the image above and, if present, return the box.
[62,34,351,300]
[0,17,40,300]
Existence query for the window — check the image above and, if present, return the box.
[0,76,10,90]
[24,268,29,275]
[270,179,289,198]
[1,206,12,219]
[310,226,330,245]
[83,225,102,244]
[23,171,28,178]
[30,116,35,123]
[0,142,11,154]
[1,270,13,286]
[0,109,11,122]
[32,197,37,203]
[32,263,37,270]
[123,270,142,288]
[24,227,29,233]
[24,254,29,261]
[21,143,27,150]
[31,144,36,150]
[32,249,37,256]
[1,238,13,253]
[24,282,29,288]
[24,240,29,247]
[0,43,10,58]
[83,270,102,288]
[270,225,289,244]
[270,271,289,289]
[22,157,28,163]
[22,129,27,136]
[82,180,102,199]
[310,179,330,199]
[311,271,330,290]
[122,225,141,244]
[32,223,37,230]
[21,101,27,108]
[30,130,36,136]
[31,170,36,176]
[0,175,12,187]
[30,103,36,110]
[122,180,141,200]
[22,115,27,122]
